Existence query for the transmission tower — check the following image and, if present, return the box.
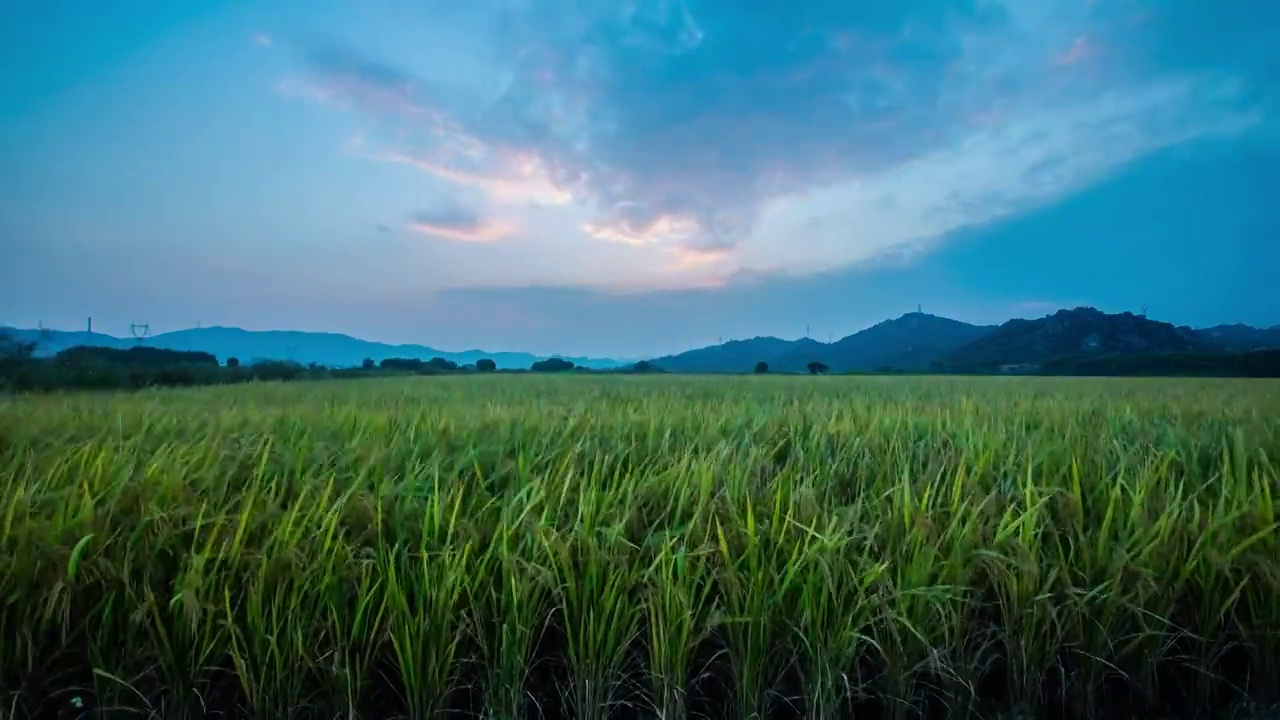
[130,323,151,345]
[1139,304,1148,318]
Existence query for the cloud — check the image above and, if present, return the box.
[251,33,273,48]
[738,75,1260,278]
[581,202,701,247]
[277,0,1270,290]
[406,205,516,243]
[288,46,578,207]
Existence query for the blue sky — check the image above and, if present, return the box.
[2,0,1276,358]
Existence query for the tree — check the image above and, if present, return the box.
[425,357,458,372]
[807,361,829,375]
[361,358,376,370]
[631,360,663,373]
[0,333,38,360]
[380,357,425,372]
[754,361,769,374]
[531,357,575,372]
[226,357,240,368]
[475,358,497,372]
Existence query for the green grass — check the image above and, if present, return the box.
[1,374,1278,719]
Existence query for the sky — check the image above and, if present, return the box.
[2,0,1277,358]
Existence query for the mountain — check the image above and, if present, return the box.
[801,312,995,372]
[8,308,1279,376]
[649,312,995,373]
[940,307,1219,371]
[648,336,827,373]
[648,308,1280,375]
[0,326,623,370]
[1192,324,1280,353]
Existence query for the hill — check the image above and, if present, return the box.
[647,336,826,373]
[649,312,995,373]
[940,307,1219,372]
[0,326,623,370]
[802,312,995,372]
[1193,324,1280,353]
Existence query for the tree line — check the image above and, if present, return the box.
[0,337,666,393]
[6,334,1276,394]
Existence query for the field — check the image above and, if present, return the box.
[2,375,1279,719]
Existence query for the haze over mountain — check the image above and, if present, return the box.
[6,306,1279,375]
[0,326,624,370]
[3,0,1276,357]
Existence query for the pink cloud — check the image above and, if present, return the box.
[280,65,576,207]
[406,219,516,243]
[582,210,701,246]
[666,245,733,272]
[376,148,572,205]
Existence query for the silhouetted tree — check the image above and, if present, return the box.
[0,334,37,359]
[631,360,663,373]
[531,357,575,372]
[475,358,497,372]
[226,357,240,368]
[380,357,424,372]
[807,361,829,375]
[56,346,218,367]
[361,358,376,370]
[425,357,458,372]
[754,361,769,374]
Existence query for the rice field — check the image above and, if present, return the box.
[1,374,1279,719]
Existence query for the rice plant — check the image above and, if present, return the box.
[0,374,1277,718]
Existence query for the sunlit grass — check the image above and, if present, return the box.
[1,374,1278,718]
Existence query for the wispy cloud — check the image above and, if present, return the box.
[407,206,516,243]
[274,0,1269,291]
[251,33,273,48]
[581,203,702,247]
[371,147,572,206]
[407,220,514,243]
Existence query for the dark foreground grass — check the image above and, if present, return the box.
[1,375,1278,719]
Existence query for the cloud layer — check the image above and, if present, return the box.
[273,0,1266,293]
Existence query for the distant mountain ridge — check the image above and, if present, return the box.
[7,308,1279,375]
[0,325,624,370]
[649,308,1280,374]
[650,311,997,373]
[941,307,1215,371]
[1195,323,1280,353]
